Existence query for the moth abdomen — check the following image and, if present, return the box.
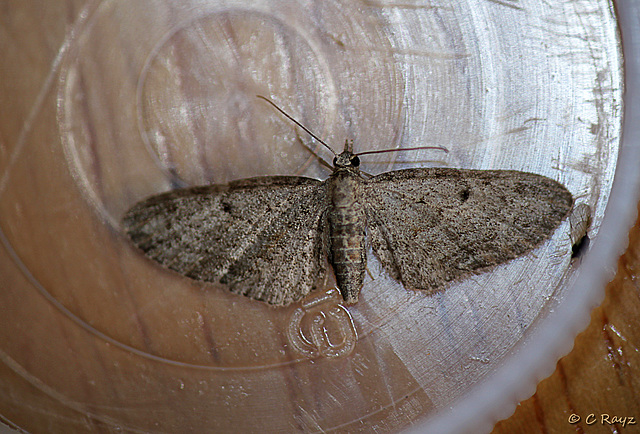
[329,225,366,304]
[327,170,367,304]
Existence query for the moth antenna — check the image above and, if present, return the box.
[356,145,449,157]
[293,130,334,171]
[256,95,337,156]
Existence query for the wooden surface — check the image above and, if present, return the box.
[494,204,640,433]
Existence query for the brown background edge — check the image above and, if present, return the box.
[493,202,640,433]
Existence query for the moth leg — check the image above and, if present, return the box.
[365,265,375,281]
[294,130,333,172]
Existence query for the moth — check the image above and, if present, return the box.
[122,100,574,306]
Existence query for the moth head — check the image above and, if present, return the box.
[333,151,360,169]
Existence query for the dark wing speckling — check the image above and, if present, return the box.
[363,168,573,293]
[122,176,329,306]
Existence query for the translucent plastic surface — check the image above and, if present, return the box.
[0,0,631,432]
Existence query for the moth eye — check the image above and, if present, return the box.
[351,156,360,167]
[333,157,338,166]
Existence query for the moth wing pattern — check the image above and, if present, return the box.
[363,168,574,293]
[122,176,329,306]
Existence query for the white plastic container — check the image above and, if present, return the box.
[1,0,636,432]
